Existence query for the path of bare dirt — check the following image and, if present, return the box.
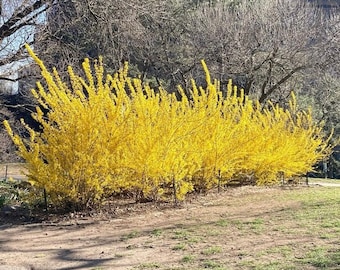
[309,182,340,187]
[0,186,338,270]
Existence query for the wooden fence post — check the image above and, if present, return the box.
[4,165,8,181]
[43,188,48,212]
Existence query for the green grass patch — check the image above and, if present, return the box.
[0,179,23,207]
[215,219,228,227]
[297,247,340,269]
[240,259,297,270]
[200,260,226,269]
[262,245,294,258]
[181,255,195,263]
[136,262,161,269]
[121,230,140,241]
[229,218,264,233]
[201,246,222,255]
[171,228,192,240]
[172,243,186,251]
[150,228,163,237]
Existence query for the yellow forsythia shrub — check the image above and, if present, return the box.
[3,45,332,209]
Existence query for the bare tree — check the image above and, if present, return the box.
[0,0,49,66]
[0,0,49,161]
[186,0,340,176]
[5,0,340,114]
[0,0,51,95]
[0,102,23,162]
[185,0,340,104]
[36,0,194,89]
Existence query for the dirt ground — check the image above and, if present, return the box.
[0,185,339,270]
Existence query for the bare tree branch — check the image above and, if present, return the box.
[259,65,307,103]
[0,0,49,40]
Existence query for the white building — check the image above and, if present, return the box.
[0,59,30,95]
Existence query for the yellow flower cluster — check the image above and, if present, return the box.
[3,45,332,208]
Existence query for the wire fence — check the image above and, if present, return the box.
[0,163,26,181]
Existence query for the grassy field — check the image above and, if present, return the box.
[0,163,28,207]
[308,177,340,184]
[1,187,339,269]
[0,163,339,269]
[0,163,26,180]
[123,187,340,270]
